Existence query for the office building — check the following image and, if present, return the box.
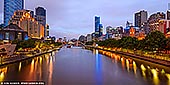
[95,16,100,38]
[35,7,47,37]
[135,10,148,27]
[4,0,24,26]
[99,24,103,37]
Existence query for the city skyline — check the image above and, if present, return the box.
[0,0,169,39]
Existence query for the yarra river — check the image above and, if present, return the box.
[0,47,169,85]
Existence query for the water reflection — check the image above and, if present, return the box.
[0,67,7,82]
[98,50,170,85]
[151,69,159,85]
[18,62,22,72]
[95,49,102,85]
[133,61,137,76]
[48,56,53,85]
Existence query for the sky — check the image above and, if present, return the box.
[0,0,170,39]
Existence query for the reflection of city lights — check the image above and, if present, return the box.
[166,74,170,85]
[40,57,42,65]
[147,66,150,69]
[126,59,129,72]
[96,50,98,55]
[161,69,165,74]
[18,62,22,72]
[141,64,146,79]
[141,64,146,71]
[166,74,170,80]
[151,69,159,85]
[30,59,35,73]
[0,72,4,81]
[0,67,7,82]
[48,56,53,85]
[133,61,137,75]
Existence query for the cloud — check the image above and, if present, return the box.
[1,0,169,38]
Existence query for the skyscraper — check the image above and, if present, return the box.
[99,24,103,36]
[135,10,147,27]
[95,16,100,38]
[4,0,24,26]
[35,7,46,37]
[168,3,170,10]
[35,7,46,26]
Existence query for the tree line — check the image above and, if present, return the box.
[87,31,170,53]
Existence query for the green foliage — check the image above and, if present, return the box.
[85,41,94,45]
[97,31,168,52]
[12,39,36,50]
[144,31,166,51]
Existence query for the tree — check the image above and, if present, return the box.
[165,37,170,53]
[144,31,166,52]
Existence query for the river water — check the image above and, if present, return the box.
[0,47,169,85]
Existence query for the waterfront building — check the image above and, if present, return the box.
[35,7,47,37]
[148,12,165,32]
[4,0,24,26]
[0,24,28,41]
[9,10,44,39]
[134,10,148,27]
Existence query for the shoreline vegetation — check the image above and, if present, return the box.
[0,39,62,67]
[85,31,170,66]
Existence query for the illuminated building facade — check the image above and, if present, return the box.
[9,10,44,39]
[167,10,170,20]
[0,24,27,40]
[4,0,24,26]
[158,19,170,34]
[94,16,103,38]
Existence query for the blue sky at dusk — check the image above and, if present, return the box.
[0,0,170,39]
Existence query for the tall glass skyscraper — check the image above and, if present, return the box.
[35,7,46,26]
[35,7,46,37]
[95,16,100,37]
[4,0,24,26]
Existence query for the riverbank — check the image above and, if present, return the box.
[0,46,62,67]
[85,45,170,66]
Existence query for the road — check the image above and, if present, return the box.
[0,47,169,85]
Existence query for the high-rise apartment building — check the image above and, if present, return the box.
[135,10,148,27]
[4,0,24,26]
[148,12,165,32]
